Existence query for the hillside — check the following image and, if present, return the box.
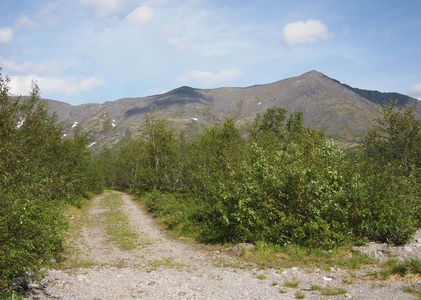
[47,70,421,152]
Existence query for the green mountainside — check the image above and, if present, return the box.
[48,70,421,152]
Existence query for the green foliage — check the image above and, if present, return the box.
[381,258,421,278]
[140,190,203,237]
[358,99,421,236]
[363,99,421,176]
[0,69,101,298]
[103,102,421,251]
[100,107,183,192]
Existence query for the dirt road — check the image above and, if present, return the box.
[26,191,418,299]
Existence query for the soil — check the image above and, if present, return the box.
[25,192,421,300]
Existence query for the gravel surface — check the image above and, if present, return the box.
[24,192,421,300]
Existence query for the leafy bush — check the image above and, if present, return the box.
[106,103,420,249]
[0,69,101,297]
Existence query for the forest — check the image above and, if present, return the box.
[1,70,421,298]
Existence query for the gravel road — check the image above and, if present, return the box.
[24,192,420,299]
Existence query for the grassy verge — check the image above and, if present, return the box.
[218,240,376,273]
[374,258,421,298]
[53,193,98,269]
[102,192,141,250]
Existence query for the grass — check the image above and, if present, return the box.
[320,287,347,296]
[234,241,375,272]
[57,190,145,270]
[146,258,186,273]
[295,291,305,299]
[53,194,97,268]
[378,258,421,280]
[102,192,144,250]
[403,286,421,299]
[105,210,139,250]
[310,285,322,291]
[284,277,300,288]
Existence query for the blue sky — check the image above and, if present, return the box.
[1,0,420,105]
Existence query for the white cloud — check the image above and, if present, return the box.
[0,60,62,75]
[125,6,154,25]
[409,82,421,100]
[80,77,104,90]
[16,15,40,29]
[178,69,243,86]
[0,27,13,44]
[8,75,104,97]
[79,0,135,17]
[283,19,330,46]
[163,22,192,51]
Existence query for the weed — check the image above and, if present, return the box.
[403,286,421,298]
[279,289,286,294]
[236,242,374,272]
[380,258,421,279]
[320,287,347,296]
[272,282,278,286]
[310,285,322,291]
[104,209,139,250]
[100,192,144,250]
[284,277,300,288]
[295,291,305,299]
[146,258,186,273]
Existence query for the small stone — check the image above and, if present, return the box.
[178,291,187,296]
[239,243,255,250]
[403,245,413,252]
[323,277,333,281]
[147,281,157,285]
[159,249,173,253]
[60,296,78,300]
[28,283,40,289]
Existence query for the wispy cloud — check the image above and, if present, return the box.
[79,0,135,17]
[178,69,243,86]
[0,27,13,43]
[409,82,421,100]
[16,15,40,29]
[124,5,154,25]
[9,75,104,97]
[1,60,62,75]
[283,19,331,46]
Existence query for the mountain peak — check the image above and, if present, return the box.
[302,70,324,77]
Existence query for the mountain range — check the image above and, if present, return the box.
[47,70,421,153]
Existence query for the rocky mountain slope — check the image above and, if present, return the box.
[47,70,421,153]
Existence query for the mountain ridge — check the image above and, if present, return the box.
[47,70,420,152]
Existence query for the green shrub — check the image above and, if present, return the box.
[0,69,100,298]
[106,104,421,249]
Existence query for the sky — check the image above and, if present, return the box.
[1,0,421,105]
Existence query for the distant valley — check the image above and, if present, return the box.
[47,70,421,153]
